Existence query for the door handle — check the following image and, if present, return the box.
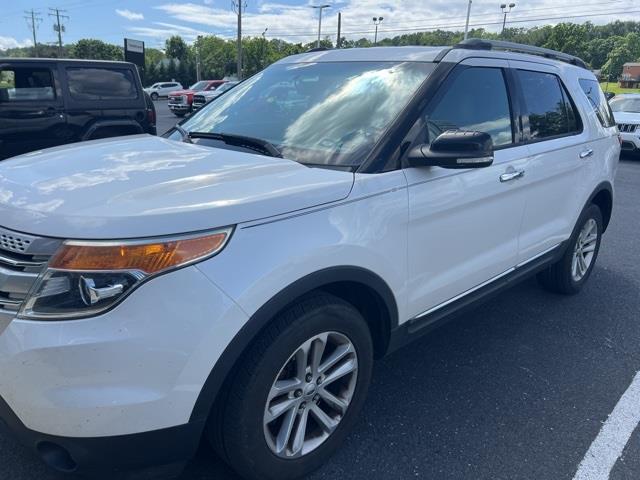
[580,149,594,159]
[500,170,525,182]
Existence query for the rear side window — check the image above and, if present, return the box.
[517,70,581,140]
[0,67,55,102]
[579,79,615,127]
[66,67,138,101]
[426,67,514,147]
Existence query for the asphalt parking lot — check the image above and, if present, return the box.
[156,99,183,136]
[1,144,639,479]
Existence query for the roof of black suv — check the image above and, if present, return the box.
[0,58,137,68]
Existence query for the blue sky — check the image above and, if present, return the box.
[1,0,637,51]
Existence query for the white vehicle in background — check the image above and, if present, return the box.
[143,81,183,100]
[609,94,640,154]
[192,81,239,110]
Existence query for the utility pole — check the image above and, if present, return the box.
[372,16,383,45]
[336,12,342,48]
[232,0,246,79]
[195,35,202,81]
[261,28,268,70]
[311,4,330,49]
[464,0,473,40]
[24,9,42,57]
[49,8,69,57]
[500,3,515,37]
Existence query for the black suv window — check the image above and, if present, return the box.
[579,79,615,128]
[0,67,55,102]
[66,67,137,101]
[426,67,514,147]
[517,70,581,140]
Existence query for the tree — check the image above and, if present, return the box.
[165,35,188,60]
[602,45,635,80]
[71,39,122,60]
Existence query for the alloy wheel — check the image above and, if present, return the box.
[572,218,598,282]
[263,331,358,459]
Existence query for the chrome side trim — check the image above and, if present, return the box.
[411,243,562,321]
[0,253,46,269]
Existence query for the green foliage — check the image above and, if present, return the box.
[5,19,640,83]
[165,35,188,60]
[71,39,122,60]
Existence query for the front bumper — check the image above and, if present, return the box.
[168,102,191,113]
[620,132,640,151]
[0,264,249,474]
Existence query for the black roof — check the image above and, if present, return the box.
[0,58,135,67]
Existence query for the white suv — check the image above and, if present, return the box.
[144,81,183,100]
[609,94,640,153]
[0,40,620,480]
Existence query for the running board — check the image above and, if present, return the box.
[386,242,567,354]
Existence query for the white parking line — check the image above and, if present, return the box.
[573,370,640,480]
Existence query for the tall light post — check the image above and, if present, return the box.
[311,4,331,48]
[261,27,268,70]
[373,16,383,45]
[464,0,473,40]
[500,3,515,37]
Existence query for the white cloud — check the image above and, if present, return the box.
[128,22,210,43]
[0,36,32,50]
[152,0,640,44]
[116,9,145,21]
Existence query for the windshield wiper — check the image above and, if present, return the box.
[174,124,192,143]
[188,131,282,158]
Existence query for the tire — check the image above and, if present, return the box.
[150,92,159,101]
[537,204,603,295]
[210,293,374,480]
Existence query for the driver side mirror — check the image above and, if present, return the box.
[407,130,494,169]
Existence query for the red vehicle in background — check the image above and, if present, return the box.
[168,80,226,116]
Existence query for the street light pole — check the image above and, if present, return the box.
[311,4,331,48]
[464,0,473,40]
[500,3,515,37]
[373,16,384,45]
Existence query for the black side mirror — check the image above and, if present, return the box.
[407,130,494,169]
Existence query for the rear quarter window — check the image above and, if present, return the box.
[579,79,616,128]
[517,70,582,140]
[66,67,138,101]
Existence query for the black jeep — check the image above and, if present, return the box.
[0,58,156,160]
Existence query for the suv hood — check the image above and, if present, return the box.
[613,111,640,124]
[0,135,354,239]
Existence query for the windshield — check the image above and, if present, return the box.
[180,61,435,167]
[217,82,237,93]
[610,97,640,113]
[189,81,210,91]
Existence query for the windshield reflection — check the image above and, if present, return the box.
[181,61,435,166]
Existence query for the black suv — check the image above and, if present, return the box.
[0,58,156,160]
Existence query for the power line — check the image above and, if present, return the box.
[24,9,43,57]
[48,8,69,57]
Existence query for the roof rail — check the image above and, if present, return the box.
[454,38,588,70]
[306,47,331,53]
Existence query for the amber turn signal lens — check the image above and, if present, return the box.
[49,231,230,274]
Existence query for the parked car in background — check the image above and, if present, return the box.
[0,58,156,160]
[144,81,183,100]
[610,94,640,153]
[192,81,239,110]
[168,80,226,116]
[0,40,619,480]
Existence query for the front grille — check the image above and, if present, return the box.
[0,226,61,315]
[169,96,185,105]
[618,123,638,133]
[193,95,206,108]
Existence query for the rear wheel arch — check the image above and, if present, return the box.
[190,266,398,425]
[588,182,613,232]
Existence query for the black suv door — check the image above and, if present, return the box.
[0,62,66,159]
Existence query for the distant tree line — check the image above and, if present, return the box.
[3,20,640,84]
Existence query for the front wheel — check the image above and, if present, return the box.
[210,293,373,480]
[537,204,603,294]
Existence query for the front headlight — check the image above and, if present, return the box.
[19,227,232,320]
